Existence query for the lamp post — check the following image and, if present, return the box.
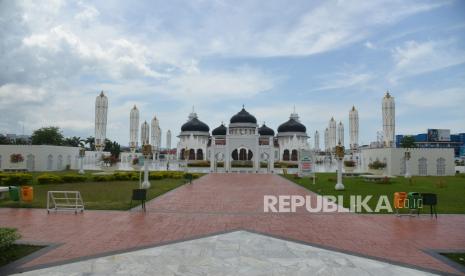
[141,144,152,189]
[78,147,85,174]
[404,151,411,178]
[335,142,345,190]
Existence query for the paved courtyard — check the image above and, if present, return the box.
[1,174,464,275]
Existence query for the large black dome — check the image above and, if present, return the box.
[277,118,306,133]
[212,123,227,136]
[258,123,275,136]
[181,117,210,132]
[230,108,257,124]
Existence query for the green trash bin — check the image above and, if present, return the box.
[9,186,20,201]
[407,192,421,209]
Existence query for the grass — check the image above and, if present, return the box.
[440,253,465,267]
[283,173,465,214]
[0,244,44,267]
[0,177,187,210]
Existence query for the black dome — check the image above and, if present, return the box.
[277,119,306,133]
[230,108,257,124]
[212,123,227,136]
[181,117,210,132]
[258,123,275,136]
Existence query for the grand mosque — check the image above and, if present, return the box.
[176,107,310,172]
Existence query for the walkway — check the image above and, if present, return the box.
[0,174,464,274]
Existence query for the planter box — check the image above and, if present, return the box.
[344,166,355,173]
[368,168,384,175]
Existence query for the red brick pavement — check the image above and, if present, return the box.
[0,173,464,274]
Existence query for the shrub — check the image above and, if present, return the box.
[92,175,115,182]
[114,172,137,181]
[37,174,63,184]
[149,172,164,180]
[0,228,21,250]
[368,160,386,170]
[191,173,201,179]
[61,174,87,183]
[187,160,210,167]
[344,160,356,167]
[10,154,24,163]
[2,173,33,186]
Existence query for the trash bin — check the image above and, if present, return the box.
[21,186,34,202]
[9,186,20,201]
[407,192,421,209]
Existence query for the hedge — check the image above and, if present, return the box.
[37,174,64,184]
[92,175,115,182]
[0,228,21,250]
[62,174,87,183]
[0,173,33,186]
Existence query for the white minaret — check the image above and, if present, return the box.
[349,106,359,150]
[151,116,161,160]
[324,128,329,152]
[314,130,320,151]
[129,105,139,152]
[337,121,344,146]
[382,91,395,147]
[141,121,150,146]
[94,91,108,152]
[328,117,337,152]
[166,130,172,160]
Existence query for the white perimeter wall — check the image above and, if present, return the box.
[360,148,455,176]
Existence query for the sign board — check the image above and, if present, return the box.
[299,149,314,177]
[427,129,450,142]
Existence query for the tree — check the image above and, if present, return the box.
[64,136,84,147]
[85,136,95,151]
[31,127,64,145]
[400,135,416,148]
[104,139,121,158]
[0,134,10,145]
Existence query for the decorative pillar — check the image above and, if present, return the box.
[141,144,152,189]
[335,142,345,191]
[78,147,85,174]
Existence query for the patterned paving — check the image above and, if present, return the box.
[0,173,464,274]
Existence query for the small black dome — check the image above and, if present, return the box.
[181,117,210,132]
[258,123,275,136]
[230,108,257,124]
[212,123,227,136]
[277,119,306,133]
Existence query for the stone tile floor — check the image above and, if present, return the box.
[0,174,464,275]
[14,231,437,276]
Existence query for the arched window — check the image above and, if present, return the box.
[418,157,427,176]
[189,149,195,160]
[283,150,290,161]
[247,150,253,161]
[47,155,53,170]
[231,149,238,161]
[400,157,406,175]
[26,154,35,171]
[180,149,185,160]
[67,155,71,167]
[0,155,2,168]
[57,155,63,170]
[437,158,445,176]
[196,149,203,160]
[239,148,247,160]
[291,150,298,161]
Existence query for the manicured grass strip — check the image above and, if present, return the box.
[0,178,186,210]
[440,253,465,267]
[0,244,44,267]
[283,173,465,214]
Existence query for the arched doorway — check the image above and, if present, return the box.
[57,155,63,170]
[180,149,185,160]
[283,149,290,161]
[196,149,203,160]
[437,158,445,176]
[239,148,247,160]
[232,149,238,160]
[189,149,195,160]
[26,154,35,171]
[47,155,53,170]
[291,150,298,161]
[418,157,427,176]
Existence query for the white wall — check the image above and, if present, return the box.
[360,148,455,176]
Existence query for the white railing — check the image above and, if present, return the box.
[47,191,84,214]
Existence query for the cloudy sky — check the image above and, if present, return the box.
[1,0,465,147]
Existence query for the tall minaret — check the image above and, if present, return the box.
[328,117,337,152]
[337,121,344,146]
[349,106,359,150]
[324,128,329,152]
[151,116,161,160]
[95,91,108,152]
[166,130,172,149]
[382,91,395,147]
[314,130,320,151]
[141,121,150,146]
[129,105,139,152]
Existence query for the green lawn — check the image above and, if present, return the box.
[0,244,44,267]
[440,253,465,267]
[283,173,465,214]
[0,178,186,210]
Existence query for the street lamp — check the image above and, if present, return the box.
[141,144,152,189]
[78,147,85,174]
[335,141,345,190]
[404,151,411,178]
